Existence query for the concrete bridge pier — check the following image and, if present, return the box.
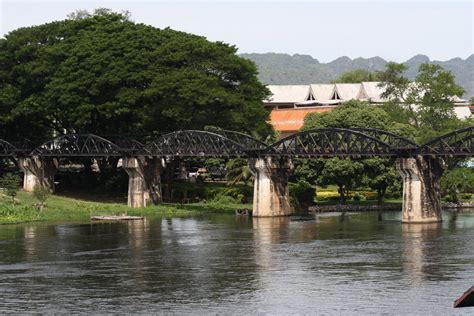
[249,157,294,217]
[396,156,444,223]
[18,157,57,192]
[122,157,164,208]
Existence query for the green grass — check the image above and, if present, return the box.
[0,191,251,225]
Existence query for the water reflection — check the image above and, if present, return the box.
[0,211,473,314]
[402,223,442,284]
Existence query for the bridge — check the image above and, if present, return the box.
[1,127,473,223]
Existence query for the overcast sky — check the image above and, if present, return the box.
[1,0,472,62]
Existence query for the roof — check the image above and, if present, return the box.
[270,108,333,132]
[454,106,472,119]
[334,83,364,101]
[361,82,388,102]
[267,85,311,103]
[309,84,335,103]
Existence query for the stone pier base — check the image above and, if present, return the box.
[249,157,293,217]
[122,157,163,208]
[396,156,444,223]
[18,157,57,192]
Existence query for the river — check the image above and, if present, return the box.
[0,210,473,314]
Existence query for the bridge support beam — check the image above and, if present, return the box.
[396,156,444,223]
[18,157,57,192]
[249,157,293,217]
[122,157,164,208]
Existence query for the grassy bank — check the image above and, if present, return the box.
[0,191,251,225]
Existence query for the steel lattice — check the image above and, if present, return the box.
[141,130,248,157]
[31,134,123,157]
[420,127,474,156]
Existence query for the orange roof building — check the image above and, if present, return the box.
[270,107,333,138]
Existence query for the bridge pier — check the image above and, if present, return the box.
[122,157,164,208]
[396,156,444,223]
[249,157,293,217]
[18,157,57,192]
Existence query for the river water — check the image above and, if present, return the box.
[0,210,473,314]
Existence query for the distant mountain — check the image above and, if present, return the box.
[240,53,474,98]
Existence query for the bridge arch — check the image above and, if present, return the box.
[266,128,398,157]
[0,139,19,157]
[30,134,123,157]
[420,127,474,156]
[141,130,249,157]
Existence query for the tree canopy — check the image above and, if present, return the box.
[330,69,380,83]
[0,9,272,141]
[377,62,469,143]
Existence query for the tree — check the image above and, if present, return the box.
[33,186,51,212]
[319,158,364,203]
[225,159,253,185]
[301,100,401,202]
[377,62,466,143]
[331,69,380,83]
[0,9,272,141]
[440,167,474,204]
[0,173,21,204]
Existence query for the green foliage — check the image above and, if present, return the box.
[33,186,51,212]
[0,173,21,203]
[301,100,401,202]
[0,9,272,141]
[440,167,474,203]
[303,100,392,130]
[361,158,400,203]
[331,69,381,83]
[225,159,253,185]
[289,180,315,210]
[318,158,364,203]
[377,62,467,143]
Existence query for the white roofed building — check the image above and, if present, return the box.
[265,82,471,137]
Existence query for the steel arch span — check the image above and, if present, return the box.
[140,130,250,158]
[265,128,402,157]
[420,127,474,156]
[30,134,123,157]
[0,139,18,157]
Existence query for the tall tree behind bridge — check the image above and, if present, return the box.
[0,9,272,141]
[377,63,469,143]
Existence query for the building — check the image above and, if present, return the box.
[265,82,471,138]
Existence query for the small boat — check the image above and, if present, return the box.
[91,215,144,221]
[454,286,474,308]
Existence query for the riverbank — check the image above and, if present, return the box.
[0,191,251,225]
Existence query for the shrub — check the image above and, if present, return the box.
[290,180,316,210]
[459,193,472,200]
[33,186,51,212]
[0,173,21,204]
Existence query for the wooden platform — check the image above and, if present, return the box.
[91,215,144,221]
[454,286,474,308]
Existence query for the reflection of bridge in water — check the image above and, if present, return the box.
[1,127,473,223]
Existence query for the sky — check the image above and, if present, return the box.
[0,0,472,62]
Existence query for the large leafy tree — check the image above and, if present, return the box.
[300,100,401,202]
[0,9,272,142]
[377,62,468,143]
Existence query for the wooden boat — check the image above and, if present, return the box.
[91,215,144,221]
[454,286,474,308]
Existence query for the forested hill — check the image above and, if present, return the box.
[240,53,474,97]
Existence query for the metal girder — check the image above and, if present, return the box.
[420,127,474,156]
[141,130,249,157]
[266,128,397,157]
[30,134,123,157]
[0,139,18,157]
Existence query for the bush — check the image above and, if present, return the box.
[459,193,472,200]
[208,192,241,205]
[33,186,51,212]
[290,180,316,210]
[352,193,366,201]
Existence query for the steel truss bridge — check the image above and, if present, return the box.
[0,127,473,159]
